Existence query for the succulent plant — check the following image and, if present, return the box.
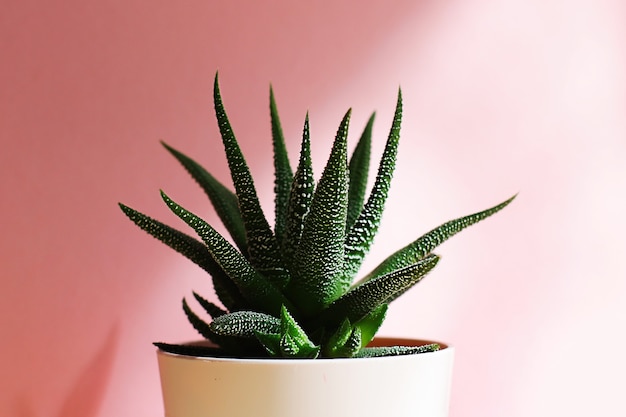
[119,73,514,359]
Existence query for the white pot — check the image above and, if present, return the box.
[157,337,454,417]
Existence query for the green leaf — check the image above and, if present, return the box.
[277,305,319,358]
[256,305,321,359]
[182,298,219,342]
[360,195,516,284]
[210,311,281,338]
[119,203,244,310]
[161,190,292,316]
[161,141,248,254]
[119,203,215,273]
[324,319,362,358]
[210,270,248,312]
[254,332,282,356]
[354,303,388,348]
[255,307,321,360]
[213,73,287,285]
[347,113,375,231]
[322,254,440,325]
[270,87,294,247]
[183,298,267,356]
[353,343,440,358]
[288,109,351,316]
[281,114,315,269]
[192,292,227,318]
[343,90,403,282]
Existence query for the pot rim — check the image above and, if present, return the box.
[156,336,452,364]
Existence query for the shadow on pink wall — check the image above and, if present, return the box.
[13,325,119,417]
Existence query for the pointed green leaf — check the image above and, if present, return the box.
[210,270,248,312]
[119,203,244,310]
[192,292,227,318]
[324,319,362,358]
[161,141,248,253]
[161,190,292,316]
[119,203,215,273]
[288,110,351,316]
[213,73,287,285]
[343,90,403,282]
[354,303,388,348]
[182,298,219,342]
[270,87,294,247]
[254,306,320,359]
[278,305,319,356]
[210,311,281,338]
[327,319,353,350]
[282,114,315,268]
[360,195,516,284]
[255,331,282,356]
[323,254,439,325]
[354,343,440,358]
[347,113,375,231]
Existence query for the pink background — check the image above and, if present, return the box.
[2,1,625,416]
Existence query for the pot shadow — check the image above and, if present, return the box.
[14,323,120,417]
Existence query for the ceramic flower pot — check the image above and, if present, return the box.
[157,337,454,417]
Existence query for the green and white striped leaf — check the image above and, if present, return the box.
[119,203,245,311]
[342,90,403,282]
[324,319,362,358]
[288,110,351,316]
[360,195,516,284]
[213,73,287,285]
[210,311,281,338]
[322,254,439,325]
[161,190,292,316]
[281,114,315,268]
[119,203,215,273]
[192,292,227,318]
[353,343,440,358]
[354,303,387,348]
[161,141,248,254]
[347,113,375,231]
[254,306,321,359]
[270,87,293,247]
[182,298,219,342]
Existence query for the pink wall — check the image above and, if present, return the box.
[2,1,625,416]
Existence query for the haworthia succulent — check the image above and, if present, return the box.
[342,90,403,283]
[347,113,375,232]
[213,74,287,285]
[270,87,293,247]
[161,191,292,316]
[288,110,351,316]
[161,141,248,254]
[121,75,515,359]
